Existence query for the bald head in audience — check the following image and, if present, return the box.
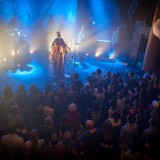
[68,103,77,112]
[85,120,95,130]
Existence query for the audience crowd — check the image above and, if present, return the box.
[0,69,160,160]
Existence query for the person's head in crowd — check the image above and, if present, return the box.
[59,120,71,136]
[85,120,94,130]
[151,100,159,110]
[83,84,90,93]
[70,84,77,91]
[45,84,52,94]
[108,84,115,92]
[96,68,102,76]
[121,87,129,97]
[18,119,27,131]
[95,86,105,100]
[3,85,14,100]
[91,72,96,77]
[60,79,65,87]
[29,84,39,96]
[19,84,25,91]
[101,119,112,134]
[148,81,153,88]
[105,71,111,78]
[57,90,65,99]
[148,118,158,128]
[5,98,16,111]
[44,116,53,127]
[74,73,79,80]
[43,102,54,118]
[133,100,139,108]
[34,88,40,96]
[45,89,54,97]
[131,98,141,112]
[135,86,141,94]
[97,81,103,87]
[87,76,92,82]
[150,110,159,125]
[153,78,159,86]
[111,109,120,122]
[104,135,113,147]
[22,141,33,155]
[62,131,72,144]
[128,107,135,114]
[44,98,52,107]
[68,103,77,112]
[86,76,94,89]
[139,79,147,89]
[10,103,19,115]
[127,113,136,124]
[8,121,17,133]
[29,129,39,143]
[50,133,59,145]
[92,99,101,112]
[109,98,117,109]
[139,92,146,101]
[157,92,160,101]
[115,72,120,78]
[125,103,134,114]
[111,73,118,81]
[128,71,135,79]
[97,86,104,95]
[117,77,123,87]
[138,98,146,111]
[144,70,152,78]
[29,84,36,92]
[117,92,124,99]
[108,107,114,119]
[36,105,43,114]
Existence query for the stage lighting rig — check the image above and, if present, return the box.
[109,53,116,60]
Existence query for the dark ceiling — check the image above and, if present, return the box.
[118,0,158,26]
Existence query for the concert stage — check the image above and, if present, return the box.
[0,49,131,93]
[1,0,154,94]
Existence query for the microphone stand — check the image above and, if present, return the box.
[72,52,76,74]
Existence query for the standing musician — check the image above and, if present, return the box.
[49,31,70,77]
[111,26,120,58]
[78,25,88,43]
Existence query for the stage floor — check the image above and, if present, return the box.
[0,50,131,94]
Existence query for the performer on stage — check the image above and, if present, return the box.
[78,25,88,43]
[111,26,120,58]
[77,25,90,61]
[49,31,68,78]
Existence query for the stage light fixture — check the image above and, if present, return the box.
[11,50,15,56]
[3,58,6,62]
[95,52,100,57]
[109,53,116,60]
